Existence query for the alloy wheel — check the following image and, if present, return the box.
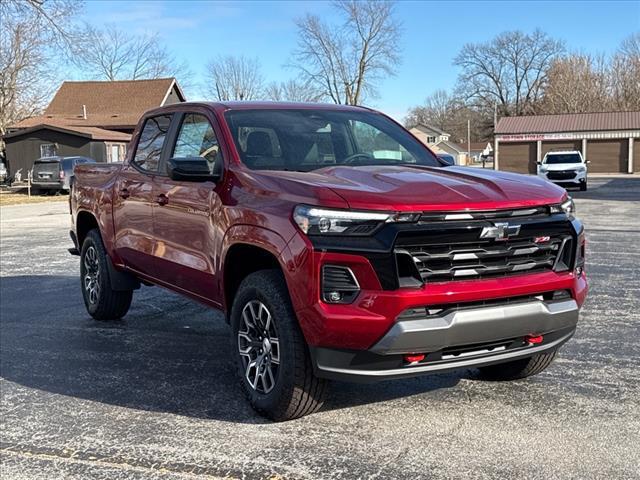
[237,300,280,394]
[83,246,101,305]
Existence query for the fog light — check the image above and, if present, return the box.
[327,291,342,302]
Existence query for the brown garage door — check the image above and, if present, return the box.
[634,139,639,173]
[541,141,582,158]
[587,139,628,173]
[499,142,536,173]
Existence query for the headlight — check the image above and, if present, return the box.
[550,197,576,217]
[293,205,418,235]
[577,166,586,172]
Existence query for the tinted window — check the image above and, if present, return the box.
[544,153,582,164]
[224,109,440,172]
[133,115,172,172]
[173,114,221,174]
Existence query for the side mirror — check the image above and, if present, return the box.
[167,157,221,182]
[536,161,541,165]
[586,160,591,164]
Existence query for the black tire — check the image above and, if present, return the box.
[80,229,133,321]
[477,350,557,381]
[580,182,587,191]
[231,269,328,421]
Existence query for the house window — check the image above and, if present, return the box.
[427,136,436,143]
[106,142,127,163]
[40,143,57,157]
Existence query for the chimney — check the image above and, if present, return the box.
[82,104,87,120]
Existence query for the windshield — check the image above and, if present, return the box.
[544,153,582,164]
[224,109,441,172]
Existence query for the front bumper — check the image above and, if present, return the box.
[311,297,579,382]
[539,171,587,185]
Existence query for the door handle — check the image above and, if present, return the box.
[119,188,130,199]
[156,194,169,206]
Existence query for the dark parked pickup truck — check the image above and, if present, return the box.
[70,102,588,420]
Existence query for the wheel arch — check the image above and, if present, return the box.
[76,210,100,247]
[221,225,295,320]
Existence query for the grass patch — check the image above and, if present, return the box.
[0,190,68,206]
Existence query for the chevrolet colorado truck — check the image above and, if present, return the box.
[70,102,588,421]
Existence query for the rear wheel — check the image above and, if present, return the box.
[477,350,557,381]
[231,269,328,421]
[80,229,133,321]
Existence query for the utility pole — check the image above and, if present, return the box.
[467,119,471,166]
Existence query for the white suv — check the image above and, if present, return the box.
[537,150,589,191]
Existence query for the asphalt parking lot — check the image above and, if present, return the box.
[1,177,639,480]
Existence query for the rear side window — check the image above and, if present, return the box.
[133,115,172,172]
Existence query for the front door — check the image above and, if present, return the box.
[113,114,172,275]
[152,112,224,303]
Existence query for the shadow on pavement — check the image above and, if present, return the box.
[570,177,640,201]
[0,275,462,423]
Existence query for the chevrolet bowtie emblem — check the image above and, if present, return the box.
[479,222,521,241]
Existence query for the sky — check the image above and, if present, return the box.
[78,0,640,121]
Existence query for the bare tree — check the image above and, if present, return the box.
[541,54,610,114]
[0,0,81,138]
[610,32,640,111]
[75,25,183,81]
[405,90,456,129]
[454,29,565,116]
[292,0,401,105]
[204,55,264,101]
[264,79,323,102]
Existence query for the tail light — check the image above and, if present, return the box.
[59,170,65,179]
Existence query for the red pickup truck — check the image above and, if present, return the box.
[70,102,587,420]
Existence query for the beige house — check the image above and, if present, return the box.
[409,124,468,165]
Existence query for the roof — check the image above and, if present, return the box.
[434,140,466,153]
[11,78,184,130]
[469,142,492,151]
[495,111,640,134]
[413,123,450,136]
[4,124,131,142]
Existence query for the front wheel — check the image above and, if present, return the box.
[231,269,328,421]
[80,229,133,321]
[477,350,558,381]
[580,181,587,191]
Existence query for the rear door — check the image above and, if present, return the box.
[152,110,225,303]
[32,159,60,184]
[113,114,173,276]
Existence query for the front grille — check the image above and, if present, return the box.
[398,235,571,282]
[547,170,577,180]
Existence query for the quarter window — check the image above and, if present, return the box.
[173,114,221,174]
[133,115,172,172]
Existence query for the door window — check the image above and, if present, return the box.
[133,115,172,172]
[173,114,221,174]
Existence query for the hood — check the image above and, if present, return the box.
[250,165,567,212]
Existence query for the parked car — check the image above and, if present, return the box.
[70,102,588,421]
[31,156,96,193]
[0,162,7,183]
[436,152,456,166]
[537,150,589,191]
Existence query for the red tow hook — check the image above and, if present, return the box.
[525,334,544,345]
[404,353,425,364]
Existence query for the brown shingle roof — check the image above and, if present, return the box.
[495,111,640,134]
[4,124,131,142]
[11,78,184,129]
